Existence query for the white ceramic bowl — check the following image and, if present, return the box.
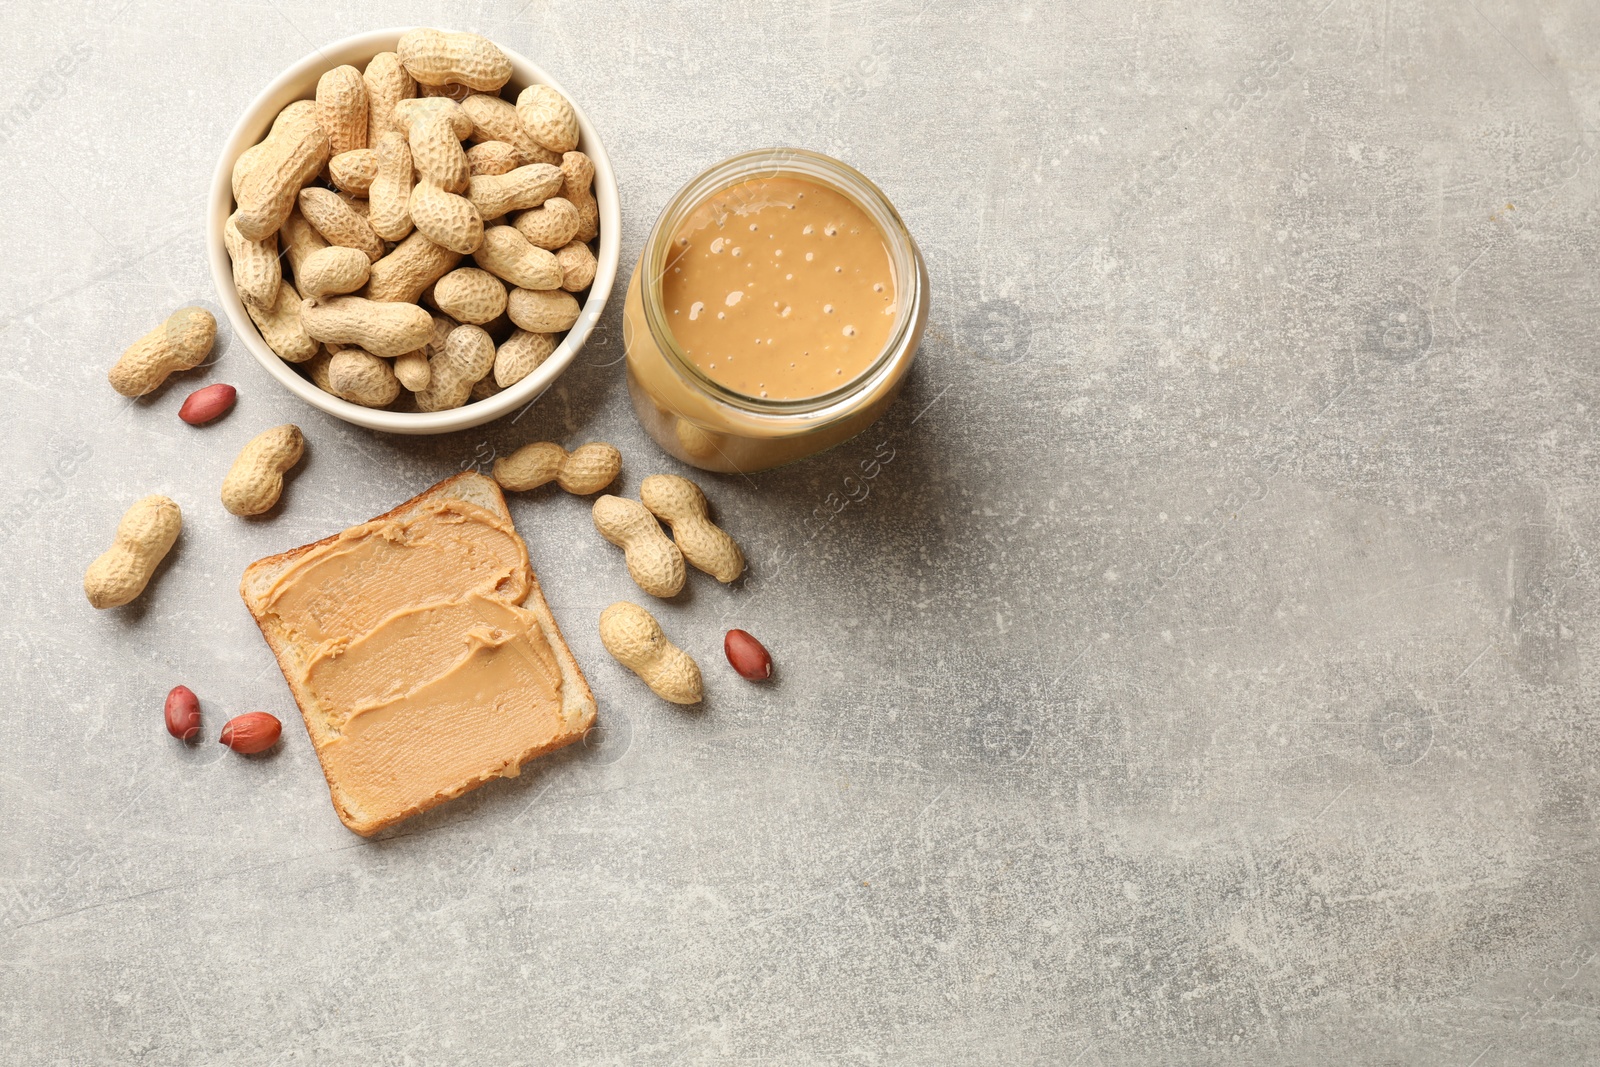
[207,28,620,434]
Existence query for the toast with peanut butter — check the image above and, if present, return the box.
[240,472,596,835]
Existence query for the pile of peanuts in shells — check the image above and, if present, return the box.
[225,28,600,411]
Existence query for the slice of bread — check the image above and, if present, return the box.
[240,471,596,835]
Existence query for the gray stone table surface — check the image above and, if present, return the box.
[3,0,1599,1063]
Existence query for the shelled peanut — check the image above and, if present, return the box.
[108,307,217,397]
[640,474,745,583]
[494,440,620,494]
[222,29,601,412]
[83,495,182,608]
[598,602,703,705]
[589,471,746,604]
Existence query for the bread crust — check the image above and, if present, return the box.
[240,471,595,835]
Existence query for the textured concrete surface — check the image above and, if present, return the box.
[3,0,1599,1062]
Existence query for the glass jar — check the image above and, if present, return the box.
[623,148,928,473]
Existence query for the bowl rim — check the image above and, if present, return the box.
[207,27,620,435]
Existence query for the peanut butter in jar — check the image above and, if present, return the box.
[624,149,928,473]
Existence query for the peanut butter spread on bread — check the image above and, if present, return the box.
[258,498,571,823]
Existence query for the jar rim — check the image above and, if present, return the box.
[638,148,922,416]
